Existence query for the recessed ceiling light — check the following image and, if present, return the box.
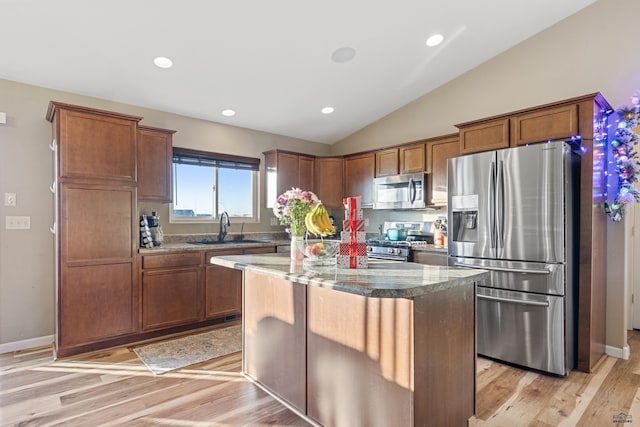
[153,56,173,69]
[331,47,356,63]
[321,107,335,115]
[426,34,444,47]
[221,109,236,117]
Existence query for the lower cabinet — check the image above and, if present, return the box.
[140,252,204,331]
[412,250,448,266]
[206,250,243,319]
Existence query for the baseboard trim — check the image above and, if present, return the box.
[0,335,54,355]
[605,343,630,360]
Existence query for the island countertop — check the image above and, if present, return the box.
[209,253,488,298]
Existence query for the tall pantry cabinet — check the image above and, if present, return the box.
[46,102,142,358]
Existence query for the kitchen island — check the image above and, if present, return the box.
[210,254,488,427]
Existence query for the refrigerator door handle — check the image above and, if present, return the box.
[496,159,505,248]
[453,262,551,275]
[477,293,550,307]
[489,161,496,248]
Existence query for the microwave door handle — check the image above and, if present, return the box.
[489,161,496,248]
[408,177,416,203]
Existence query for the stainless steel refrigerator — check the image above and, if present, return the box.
[447,141,579,376]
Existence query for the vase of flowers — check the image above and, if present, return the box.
[272,188,320,260]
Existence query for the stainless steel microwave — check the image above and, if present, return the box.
[373,172,427,210]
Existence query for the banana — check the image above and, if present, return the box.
[305,210,323,236]
[309,204,336,236]
[316,205,336,235]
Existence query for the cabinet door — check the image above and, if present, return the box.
[58,183,137,348]
[458,118,510,154]
[277,152,299,196]
[137,126,175,202]
[56,107,138,182]
[399,143,426,173]
[206,265,242,318]
[314,157,344,208]
[142,267,204,330]
[511,104,578,146]
[344,152,375,207]
[375,148,399,177]
[427,136,459,205]
[298,155,315,192]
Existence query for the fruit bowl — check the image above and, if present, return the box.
[303,240,339,266]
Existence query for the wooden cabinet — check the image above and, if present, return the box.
[205,246,275,319]
[426,134,459,205]
[399,142,426,173]
[137,125,175,202]
[141,252,203,330]
[343,152,375,207]
[412,250,447,266]
[375,148,399,177]
[314,157,344,207]
[264,150,315,206]
[244,270,307,413]
[458,117,510,155]
[47,102,142,357]
[511,104,578,146]
[47,102,140,182]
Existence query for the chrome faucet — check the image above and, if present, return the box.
[218,211,231,242]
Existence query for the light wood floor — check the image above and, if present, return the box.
[1,330,638,426]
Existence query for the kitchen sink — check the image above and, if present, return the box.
[189,239,268,245]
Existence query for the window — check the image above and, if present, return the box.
[171,148,260,222]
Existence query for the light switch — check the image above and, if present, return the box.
[0,112,5,125]
[5,216,31,230]
[4,192,16,206]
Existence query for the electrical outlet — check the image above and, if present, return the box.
[365,218,370,226]
[270,217,278,226]
[6,215,31,229]
[4,192,16,206]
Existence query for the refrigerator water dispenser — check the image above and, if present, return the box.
[451,195,478,243]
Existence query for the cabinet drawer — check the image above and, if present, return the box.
[142,252,202,269]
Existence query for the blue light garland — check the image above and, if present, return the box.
[605,93,640,221]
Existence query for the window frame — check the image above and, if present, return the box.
[169,147,261,224]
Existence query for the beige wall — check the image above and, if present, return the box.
[0,79,329,345]
[0,0,635,352]
[332,0,637,352]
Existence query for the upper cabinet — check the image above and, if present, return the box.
[458,118,510,155]
[344,152,375,208]
[457,100,581,154]
[426,134,459,206]
[47,102,141,183]
[399,142,426,174]
[375,148,399,177]
[511,104,578,146]
[314,157,344,208]
[264,150,315,206]
[137,125,176,203]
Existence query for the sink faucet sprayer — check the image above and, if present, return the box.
[218,211,231,241]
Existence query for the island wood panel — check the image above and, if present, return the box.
[306,286,413,427]
[413,283,476,426]
[243,271,307,413]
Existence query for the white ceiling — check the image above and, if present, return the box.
[1,0,596,144]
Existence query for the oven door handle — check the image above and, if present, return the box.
[477,294,550,307]
[453,262,550,275]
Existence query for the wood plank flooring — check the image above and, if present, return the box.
[1,330,638,426]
